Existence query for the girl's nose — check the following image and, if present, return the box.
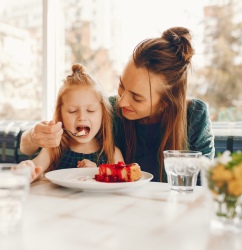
[77,111,86,121]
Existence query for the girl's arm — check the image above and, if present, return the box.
[77,159,97,168]
[17,148,51,182]
[114,146,124,163]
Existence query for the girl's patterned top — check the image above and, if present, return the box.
[109,96,215,183]
[57,148,107,169]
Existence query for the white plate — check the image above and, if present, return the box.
[45,168,153,192]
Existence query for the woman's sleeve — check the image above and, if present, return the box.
[109,96,121,146]
[187,99,215,160]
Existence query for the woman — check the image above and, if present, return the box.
[20,27,215,182]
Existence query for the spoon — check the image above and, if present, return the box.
[63,128,86,137]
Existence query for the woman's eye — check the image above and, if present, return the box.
[132,96,142,103]
[68,110,76,113]
[87,110,95,113]
[134,99,142,103]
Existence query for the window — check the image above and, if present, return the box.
[0,0,42,120]
[0,0,241,133]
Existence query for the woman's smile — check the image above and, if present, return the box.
[122,107,134,113]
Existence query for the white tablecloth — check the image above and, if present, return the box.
[1,179,242,250]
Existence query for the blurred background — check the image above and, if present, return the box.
[0,0,241,123]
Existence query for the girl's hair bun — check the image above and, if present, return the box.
[72,63,86,74]
[162,27,194,63]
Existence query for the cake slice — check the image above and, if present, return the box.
[95,161,142,182]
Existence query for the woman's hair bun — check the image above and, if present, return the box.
[72,63,86,74]
[162,27,194,63]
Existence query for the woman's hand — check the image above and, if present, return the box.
[77,159,97,168]
[31,120,63,148]
[17,160,42,183]
[20,120,63,155]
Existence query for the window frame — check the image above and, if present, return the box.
[42,0,62,120]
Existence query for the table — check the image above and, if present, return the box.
[1,178,242,250]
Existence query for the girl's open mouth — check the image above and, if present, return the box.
[75,126,90,136]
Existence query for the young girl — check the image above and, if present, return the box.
[17,63,124,182]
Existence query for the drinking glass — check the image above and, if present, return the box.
[163,150,202,192]
[0,163,31,236]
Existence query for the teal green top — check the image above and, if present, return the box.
[109,96,215,183]
[57,148,107,169]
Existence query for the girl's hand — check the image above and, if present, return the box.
[77,159,97,168]
[17,160,42,183]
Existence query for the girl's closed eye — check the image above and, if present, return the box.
[68,109,77,113]
[87,109,95,113]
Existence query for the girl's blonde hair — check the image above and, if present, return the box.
[47,63,114,171]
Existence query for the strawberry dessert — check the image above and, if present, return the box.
[95,161,142,182]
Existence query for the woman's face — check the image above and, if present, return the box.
[118,58,163,124]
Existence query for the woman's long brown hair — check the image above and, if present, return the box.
[47,63,115,171]
[119,27,195,181]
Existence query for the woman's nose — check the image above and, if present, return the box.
[118,92,130,107]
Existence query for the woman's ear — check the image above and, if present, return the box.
[163,102,168,109]
[159,102,168,112]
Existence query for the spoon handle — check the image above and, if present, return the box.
[63,128,76,136]
[63,128,85,137]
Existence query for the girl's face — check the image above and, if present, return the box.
[61,86,102,143]
[118,59,163,124]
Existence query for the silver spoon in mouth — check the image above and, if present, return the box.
[63,128,86,137]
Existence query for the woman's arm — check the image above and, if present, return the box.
[20,128,40,156]
[187,99,215,159]
[20,120,63,155]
